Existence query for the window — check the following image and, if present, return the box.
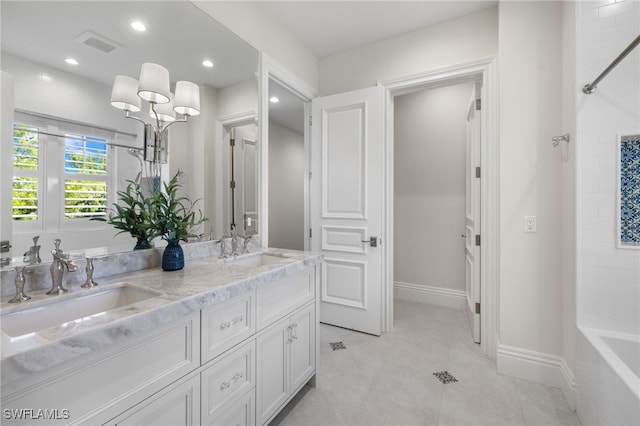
[12,124,40,222]
[11,112,115,234]
[63,135,108,220]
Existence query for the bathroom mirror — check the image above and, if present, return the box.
[0,0,259,263]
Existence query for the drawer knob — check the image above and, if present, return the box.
[220,372,244,391]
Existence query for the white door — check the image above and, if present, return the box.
[311,86,384,336]
[465,87,481,343]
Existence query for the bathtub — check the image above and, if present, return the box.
[576,327,640,426]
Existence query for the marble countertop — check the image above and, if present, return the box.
[0,248,322,385]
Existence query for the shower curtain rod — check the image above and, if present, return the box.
[583,34,640,94]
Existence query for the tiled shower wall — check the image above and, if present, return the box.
[577,0,640,334]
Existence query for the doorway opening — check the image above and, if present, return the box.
[382,57,498,358]
[392,80,480,343]
[268,79,306,250]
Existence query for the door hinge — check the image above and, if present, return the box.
[475,234,481,246]
[309,228,312,238]
[230,180,236,189]
[475,167,481,178]
[309,115,313,126]
[309,172,312,180]
[475,99,481,111]
[475,303,481,314]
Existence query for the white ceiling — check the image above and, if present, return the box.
[1,1,258,88]
[2,1,497,134]
[259,1,498,58]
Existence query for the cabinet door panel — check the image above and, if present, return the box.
[290,303,315,392]
[109,373,200,426]
[201,340,255,422]
[256,319,289,424]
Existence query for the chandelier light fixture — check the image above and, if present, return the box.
[109,63,200,170]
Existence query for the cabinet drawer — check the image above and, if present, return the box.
[1,313,200,426]
[201,291,255,363]
[256,268,314,330]
[201,340,255,422]
[107,372,200,426]
[207,388,255,426]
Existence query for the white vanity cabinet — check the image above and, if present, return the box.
[256,302,315,425]
[1,259,319,426]
[255,268,316,425]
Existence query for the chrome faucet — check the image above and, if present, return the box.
[219,236,228,258]
[242,235,252,254]
[23,235,42,265]
[47,239,78,295]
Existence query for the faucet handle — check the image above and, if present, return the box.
[53,238,61,250]
[81,257,98,289]
[8,266,31,303]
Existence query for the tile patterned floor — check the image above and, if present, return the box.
[270,300,581,426]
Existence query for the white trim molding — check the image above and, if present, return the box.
[259,53,319,250]
[394,282,466,310]
[497,343,577,410]
[381,56,499,359]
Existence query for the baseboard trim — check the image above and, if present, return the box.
[394,281,466,310]
[497,343,577,410]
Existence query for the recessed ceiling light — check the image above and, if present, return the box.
[65,58,78,65]
[202,59,214,68]
[270,97,280,103]
[39,74,52,82]
[131,21,146,32]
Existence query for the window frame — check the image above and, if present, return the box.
[12,112,117,235]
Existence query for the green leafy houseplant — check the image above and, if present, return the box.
[152,171,207,243]
[104,173,158,249]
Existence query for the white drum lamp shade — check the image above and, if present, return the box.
[110,76,141,112]
[152,93,176,122]
[174,81,201,116]
[138,63,171,104]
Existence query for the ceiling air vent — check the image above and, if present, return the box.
[75,30,122,54]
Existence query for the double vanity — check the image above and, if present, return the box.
[0,244,322,425]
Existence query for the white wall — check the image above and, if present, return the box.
[576,0,640,335]
[319,7,498,95]
[394,83,473,297]
[561,0,577,375]
[217,80,258,118]
[268,120,304,250]
[498,0,565,358]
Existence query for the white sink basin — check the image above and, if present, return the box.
[225,252,293,268]
[1,284,161,337]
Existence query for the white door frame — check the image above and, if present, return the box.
[216,112,257,238]
[258,54,319,249]
[380,56,498,359]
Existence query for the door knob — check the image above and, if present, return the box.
[361,236,380,247]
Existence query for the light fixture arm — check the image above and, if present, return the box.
[124,110,147,126]
[160,117,188,133]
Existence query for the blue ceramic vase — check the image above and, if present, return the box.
[162,239,184,271]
